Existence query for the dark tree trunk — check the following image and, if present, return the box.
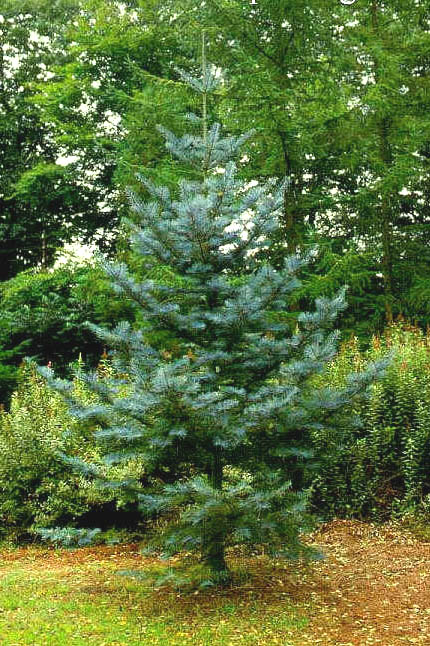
[202,447,229,581]
[378,117,394,324]
[372,2,395,324]
[203,532,228,576]
[279,130,299,255]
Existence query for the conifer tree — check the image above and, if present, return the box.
[41,46,387,584]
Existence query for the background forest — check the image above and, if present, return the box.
[1,0,430,548]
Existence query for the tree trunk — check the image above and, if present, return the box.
[202,447,229,581]
[380,187,394,324]
[372,2,394,324]
[279,131,298,255]
[41,226,47,270]
[203,531,228,576]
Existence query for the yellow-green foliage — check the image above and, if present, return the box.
[0,362,144,540]
[311,323,430,519]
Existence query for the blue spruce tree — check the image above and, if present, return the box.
[40,43,387,584]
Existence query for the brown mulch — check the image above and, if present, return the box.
[297,519,430,645]
[0,542,141,567]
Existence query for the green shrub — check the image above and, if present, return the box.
[0,362,145,541]
[311,323,430,519]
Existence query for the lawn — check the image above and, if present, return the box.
[0,543,309,646]
[0,521,429,646]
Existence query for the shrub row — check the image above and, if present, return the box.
[0,361,144,542]
[311,323,430,519]
[1,322,430,541]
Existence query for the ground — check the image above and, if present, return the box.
[0,520,428,646]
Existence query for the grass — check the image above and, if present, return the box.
[0,545,310,646]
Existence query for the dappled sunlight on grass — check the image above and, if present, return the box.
[0,544,309,646]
